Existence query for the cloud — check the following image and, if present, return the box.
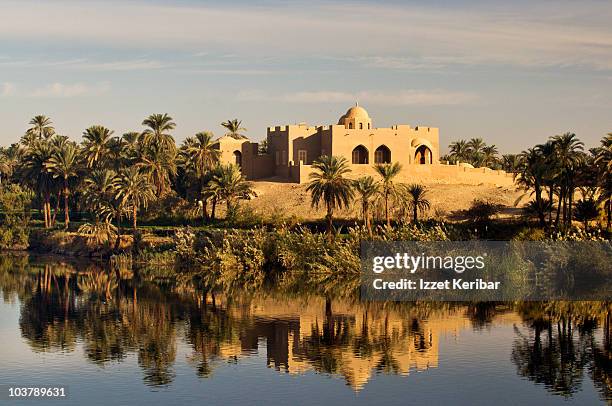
[0,58,168,71]
[0,1,611,70]
[29,82,110,98]
[0,82,16,96]
[236,89,477,106]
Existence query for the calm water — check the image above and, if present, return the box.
[0,255,610,405]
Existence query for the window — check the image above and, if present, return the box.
[275,151,280,165]
[368,123,371,129]
[298,149,307,163]
[374,145,391,164]
[415,145,432,165]
[351,145,369,164]
[282,150,287,165]
[233,150,242,167]
[359,123,363,129]
[348,122,353,129]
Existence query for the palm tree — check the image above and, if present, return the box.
[141,113,176,153]
[551,132,584,229]
[594,134,612,231]
[468,138,485,154]
[501,154,521,173]
[574,199,599,232]
[353,176,379,236]
[136,144,177,196]
[181,131,220,177]
[82,169,117,222]
[306,156,354,234]
[82,169,120,245]
[82,125,114,168]
[207,163,253,216]
[180,131,220,221]
[448,140,469,163]
[47,142,81,228]
[115,167,155,230]
[24,115,55,142]
[403,184,430,223]
[221,119,247,139]
[374,162,402,226]
[516,147,548,228]
[481,145,499,168]
[19,140,54,228]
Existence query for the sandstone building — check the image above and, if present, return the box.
[215,104,511,185]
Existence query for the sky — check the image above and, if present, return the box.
[0,0,611,153]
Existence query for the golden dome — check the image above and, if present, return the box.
[338,104,370,125]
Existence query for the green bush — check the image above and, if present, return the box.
[0,184,32,249]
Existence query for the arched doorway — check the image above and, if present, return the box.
[374,145,391,164]
[351,145,369,164]
[233,150,242,167]
[415,145,432,164]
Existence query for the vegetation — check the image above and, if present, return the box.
[514,132,610,234]
[0,114,608,263]
[442,137,504,169]
[306,156,354,234]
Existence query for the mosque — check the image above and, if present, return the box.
[215,104,510,185]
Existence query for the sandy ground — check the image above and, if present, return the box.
[243,179,524,222]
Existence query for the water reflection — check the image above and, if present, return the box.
[0,254,610,401]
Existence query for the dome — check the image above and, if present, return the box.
[338,104,370,125]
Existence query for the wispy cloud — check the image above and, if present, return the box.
[236,89,477,106]
[0,57,168,71]
[1,1,611,70]
[27,82,110,98]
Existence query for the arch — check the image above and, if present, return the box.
[374,145,391,164]
[359,123,363,129]
[348,122,353,129]
[415,145,432,165]
[351,145,369,164]
[233,150,242,167]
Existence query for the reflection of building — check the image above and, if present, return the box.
[214,298,478,391]
[215,105,442,183]
[215,105,514,185]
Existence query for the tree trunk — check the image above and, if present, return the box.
[63,180,70,228]
[202,199,209,222]
[114,207,122,250]
[42,195,49,229]
[607,198,611,232]
[413,205,418,224]
[554,189,564,230]
[52,190,61,227]
[385,192,390,227]
[211,197,217,221]
[132,205,137,230]
[548,187,554,228]
[45,192,52,229]
[567,184,574,230]
[535,182,546,228]
[326,206,334,236]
